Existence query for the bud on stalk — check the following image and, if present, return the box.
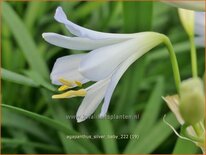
[179,78,205,125]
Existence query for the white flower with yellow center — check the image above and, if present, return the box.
[43,7,169,122]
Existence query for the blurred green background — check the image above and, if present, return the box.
[1,1,205,154]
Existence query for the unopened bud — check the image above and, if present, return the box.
[179,78,205,125]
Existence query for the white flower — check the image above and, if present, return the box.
[163,1,205,11]
[42,7,165,122]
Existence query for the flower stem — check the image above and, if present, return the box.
[162,35,181,92]
[189,36,198,77]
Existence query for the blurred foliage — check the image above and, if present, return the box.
[1,1,204,154]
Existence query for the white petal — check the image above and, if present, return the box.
[76,79,110,122]
[42,32,128,50]
[54,6,138,40]
[164,1,205,11]
[79,32,163,81]
[99,51,142,117]
[50,54,89,85]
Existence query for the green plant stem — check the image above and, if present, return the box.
[162,35,181,92]
[189,36,198,77]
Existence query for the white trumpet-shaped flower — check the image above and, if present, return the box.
[43,7,166,122]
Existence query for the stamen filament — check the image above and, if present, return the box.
[58,78,83,88]
[59,78,73,86]
[52,89,87,99]
[58,85,70,91]
[75,81,82,87]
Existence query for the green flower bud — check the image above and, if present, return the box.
[179,78,205,125]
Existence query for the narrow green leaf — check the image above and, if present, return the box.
[2,138,61,152]
[172,130,199,154]
[124,77,165,153]
[8,130,36,153]
[2,22,13,69]
[24,1,47,31]
[73,2,105,20]
[96,119,118,153]
[41,89,89,154]
[125,113,180,153]
[50,104,89,154]
[123,1,153,32]
[2,104,100,153]
[2,108,53,143]
[2,2,49,79]
[25,70,55,91]
[1,68,38,87]
[116,1,153,116]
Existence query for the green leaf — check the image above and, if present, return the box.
[124,77,165,153]
[2,138,61,152]
[41,89,89,153]
[8,130,36,153]
[123,1,153,32]
[2,108,53,143]
[24,70,55,91]
[125,113,180,153]
[24,1,47,31]
[96,119,118,153]
[116,1,153,116]
[73,2,105,20]
[1,68,39,87]
[172,130,199,154]
[2,2,49,79]
[1,104,101,153]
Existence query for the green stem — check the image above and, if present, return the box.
[162,35,181,92]
[189,36,198,77]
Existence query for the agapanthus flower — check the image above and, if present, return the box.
[43,7,168,122]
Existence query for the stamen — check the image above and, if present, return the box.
[59,78,73,87]
[75,81,82,87]
[58,85,70,91]
[58,78,83,88]
[52,89,87,99]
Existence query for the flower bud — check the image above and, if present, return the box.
[179,78,205,125]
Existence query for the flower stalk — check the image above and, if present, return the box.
[162,35,181,91]
[189,36,198,77]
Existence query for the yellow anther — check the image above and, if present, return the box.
[58,85,70,91]
[59,78,73,87]
[52,89,87,99]
[75,81,82,87]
